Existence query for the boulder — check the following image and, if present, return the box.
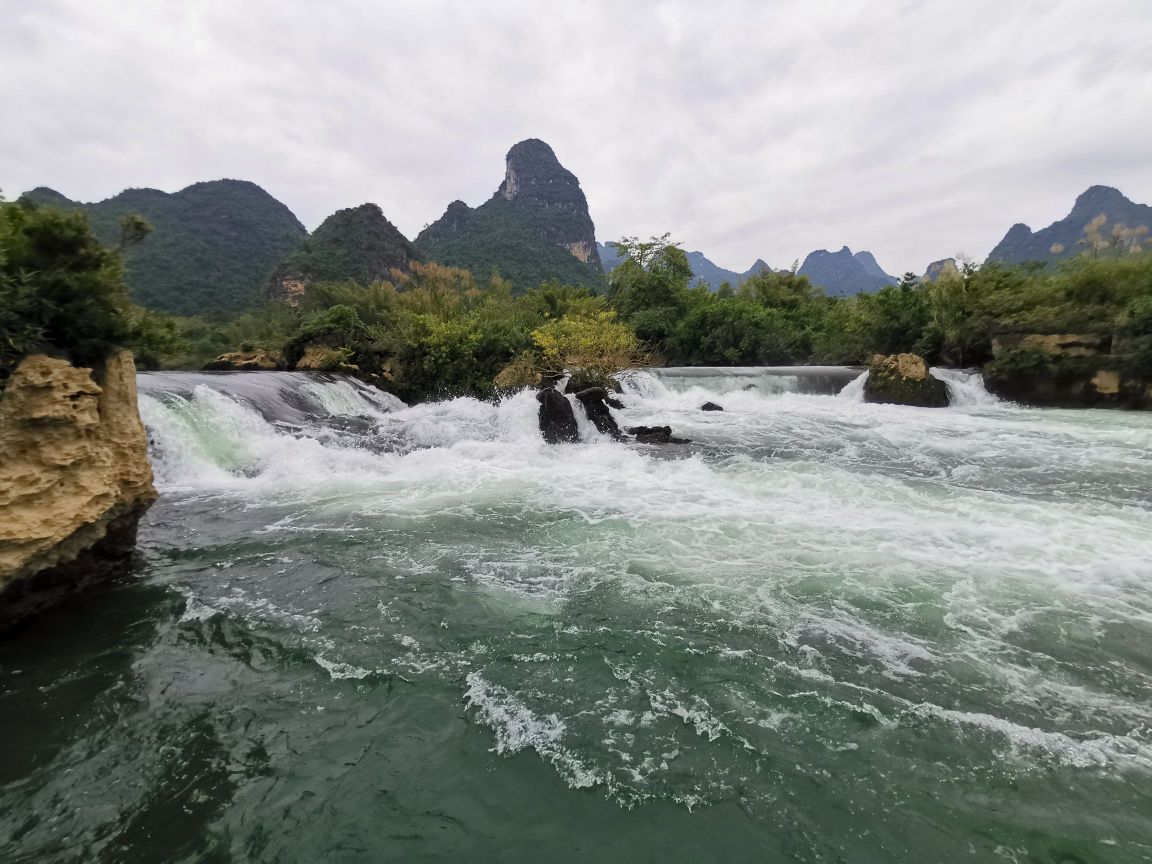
[294,344,358,372]
[564,370,623,394]
[864,353,949,408]
[701,402,724,411]
[536,388,579,444]
[204,348,284,371]
[574,387,623,438]
[0,352,156,626]
[990,333,1108,359]
[624,425,691,444]
[983,364,1152,409]
[494,355,542,390]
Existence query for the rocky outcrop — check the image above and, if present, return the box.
[204,349,285,370]
[864,353,949,407]
[701,402,724,411]
[293,344,358,372]
[0,352,156,626]
[991,333,1108,358]
[416,139,604,289]
[984,331,1152,408]
[923,258,958,282]
[574,387,623,438]
[537,388,579,444]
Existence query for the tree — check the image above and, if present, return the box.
[528,310,650,388]
[118,214,152,250]
[667,296,798,365]
[0,199,171,386]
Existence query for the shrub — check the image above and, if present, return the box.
[0,199,171,388]
[529,310,650,389]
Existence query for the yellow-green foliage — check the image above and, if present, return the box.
[530,310,650,386]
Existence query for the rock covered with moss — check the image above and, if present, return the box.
[984,332,1152,408]
[864,353,949,408]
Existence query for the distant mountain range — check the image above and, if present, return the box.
[598,242,772,290]
[20,180,306,315]
[986,185,1152,265]
[797,247,897,297]
[600,241,898,297]
[18,150,1150,316]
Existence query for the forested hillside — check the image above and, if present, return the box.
[268,203,421,302]
[20,180,306,315]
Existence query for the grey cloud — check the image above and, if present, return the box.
[2,0,1150,276]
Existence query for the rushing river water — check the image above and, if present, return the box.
[2,367,1152,863]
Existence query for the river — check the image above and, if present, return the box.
[1,367,1150,862]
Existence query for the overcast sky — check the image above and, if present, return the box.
[3,0,1150,275]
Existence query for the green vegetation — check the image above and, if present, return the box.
[9,192,1151,404]
[416,197,604,291]
[21,180,307,316]
[150,233,1152,401]
[270,203,421,300]
[0,197,179,389]
[416,139,604,292]
[165,262,618,402]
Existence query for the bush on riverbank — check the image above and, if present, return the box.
[0,197,178,390]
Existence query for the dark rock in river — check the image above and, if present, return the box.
[701,402,724,411]
[625,425,691,444]
[864,353,949,408]
[564,370,622,394]
[574,387,623,438]
[536,388,579,444]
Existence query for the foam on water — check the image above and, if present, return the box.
[118,369,1152,854]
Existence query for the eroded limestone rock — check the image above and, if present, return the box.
[204,349,284,371]
[0,352,156,625]
[864,353,949,408]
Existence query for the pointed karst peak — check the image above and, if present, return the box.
[497,138,579,202]
[506,138,562,172]
[1073,185,1127,211]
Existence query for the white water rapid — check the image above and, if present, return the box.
[124,367,1152,860]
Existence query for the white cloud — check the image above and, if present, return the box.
[2,0,1150,275]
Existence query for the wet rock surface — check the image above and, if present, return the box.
[864,353,949,408]
[536,388,579,444]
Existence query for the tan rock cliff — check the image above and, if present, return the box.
[0,351,156,623]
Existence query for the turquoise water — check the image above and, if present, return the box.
[1,369,1151,862]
